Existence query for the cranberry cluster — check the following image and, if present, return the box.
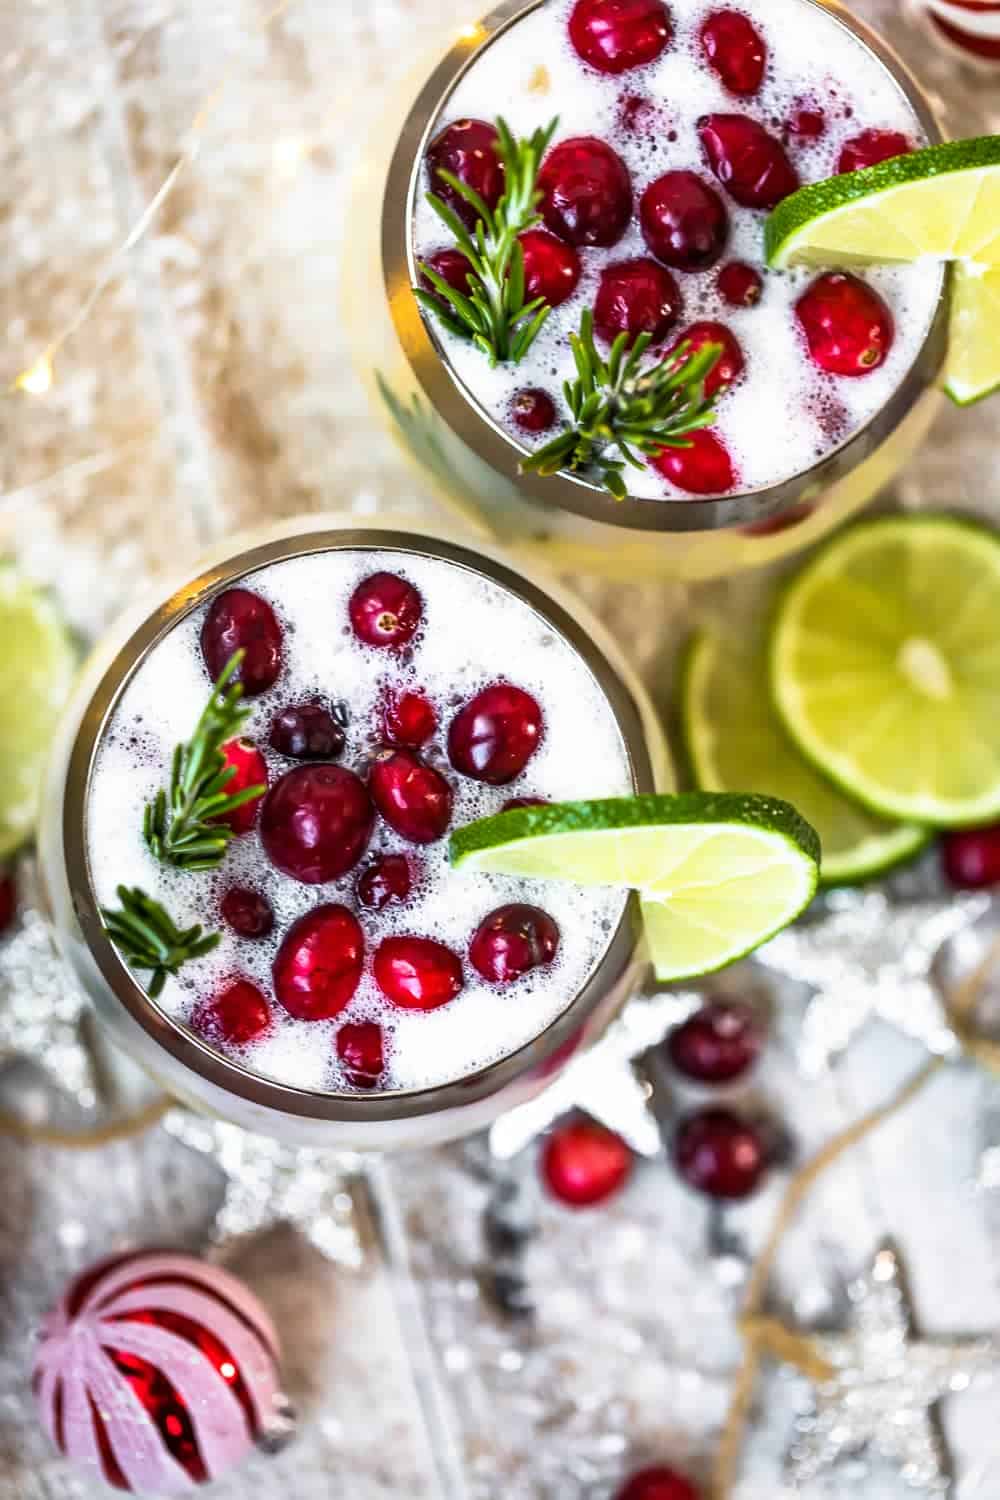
[192,575,562,1091]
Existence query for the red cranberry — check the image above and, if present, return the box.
[699,114,800,209]
[615,1466,701,1500]
[502,795,549,810]
[201,588,283,698]
[220,886,274,940]
[672,1107,766,1199]
[336,1021,386,1089]
[426,119,504,228]
[0,871,16,935]
[652,429,736,495]
[717,260,763,307]
[270,702,345,760]
[700,10,767,96]
[382,689,437,748]
[370,750,453,844]
[538,137,633,248]
[374,936,464,1011]
[448,684,543,785]
[215,739,267,834]
[666,321,744,398]
[421,247,474,294]
[541,1118,633,1207]
[838,129,912,175]
[667,999,764,1083]
[192,979,271,1047]
[787,103,827,140]
[594,257,681,346]
[470,904,560,984]
[273,904,364,1020]
[796,272,894,376]
[942,827,1000,889]
[568,0,672,74]
[261,765,374,883]
[519,229,582,308]
[349,572,422,649]
[512,388,558,434]
[357,853,413,910]
[640,171,729,272]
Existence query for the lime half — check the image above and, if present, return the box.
[0,565,77,857]
[450,793,820,981]
[682,630,929,885]
[945,262,1000,405]
[771,515,1000,828]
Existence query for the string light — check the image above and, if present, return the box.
[14,356,54,396]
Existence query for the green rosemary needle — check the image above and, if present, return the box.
[101,886,220,998]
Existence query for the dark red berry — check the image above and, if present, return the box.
[796,272,894,376]
[568,0,672,74]
[273,904,365,1021]
[787,102,827,140]
[357,853,413,910]
[336,1021,386,1089]
[652,429,736,495]
[540,1118,633,1207]
[640,171,729,272]
[666,321,744,398]
[260,764,374,883]
[349,572,422,649]
[270,702,345,760]
[672,1107,766,1199]
[374,936,464,1011]
[382,689,437,748]
[192,979,271,1047]
[699,113,800,209]
[448,684,543,785]
[426,119,504,228]
[470,904,560,984]
[594,257,681,346]
[717,260,763,307]
[539,137,633,248]
[838,128,912,175]
[615,1466,702,1500]
[215,739,267,835]
[519,229,582,308]
[0,871,16,935]
[201,588,283,698]
[502,795,549,810]
[667,999,764,1083]
[700,10,767,96]
[220,886,274,940]
[512,388,558,434]
[421,247,474,294]
[942,826,1000,889]
[369,750,453,844]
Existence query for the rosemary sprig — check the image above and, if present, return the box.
[143,652,266,872]
[520,311,722,500]
[414,116,559,366]
[101,886,220,998]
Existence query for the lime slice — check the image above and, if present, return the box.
[944,262,1000,405]
[450,793,820,981]
[0,565,77,857]
[682,630,929,885]
[770,514,1000,828]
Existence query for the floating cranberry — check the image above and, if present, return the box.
[667,999,764,1083]
[541,1117,633,1207]
[652,429,736,495]
[672,1107,766,1199]
[717,260,763,307]
[369,750,453,844]
[512,388,558,434]
[273,904,364,1021]
[519,229,582,308]
[215,739,267,835]
[699,113,800,209]
[502,795,549,810]
[787,103,827,140]
[594,257,681,346]
[374,936,464,1011]
[200,588,283,698]
[640,171,729,272]
[615,1466,702,1500]
[700,10,767,96]
[349,572,423,649]
[220,886,274,940]
[270,702,345,760]
[382,689,437,748]
[448,683,543,785]
[192,979,271,1047]
[0,870,16,935]
[666,321,744,398]
[470,904,560,984]
[421,247,474,294]
[336,1021,386,1089]
[942,826,1000,889]
[539,137,633,248]
[838,128,912,175]
[357,853,414,910]
[796,272,894,376]
[426,119,504,228]
[568,0,672,74]
[261,764,374,883]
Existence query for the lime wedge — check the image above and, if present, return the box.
[770,515,1000,828]
[0,565,77,857]
[450,793,820,981]
[944,262,1000,405]
[682,630,929,885]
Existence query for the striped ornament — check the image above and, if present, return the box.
[33,1250,293,1493]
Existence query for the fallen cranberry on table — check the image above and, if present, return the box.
[672,1106,768,1200]
[614,1465,702,1500]
[666,999,764,1084]
[941,825,1000,888]
[541,1116,634,1207]
[0,869,16,935]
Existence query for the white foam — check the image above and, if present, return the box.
[86,548,634,1095]
[411,0,944,499]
